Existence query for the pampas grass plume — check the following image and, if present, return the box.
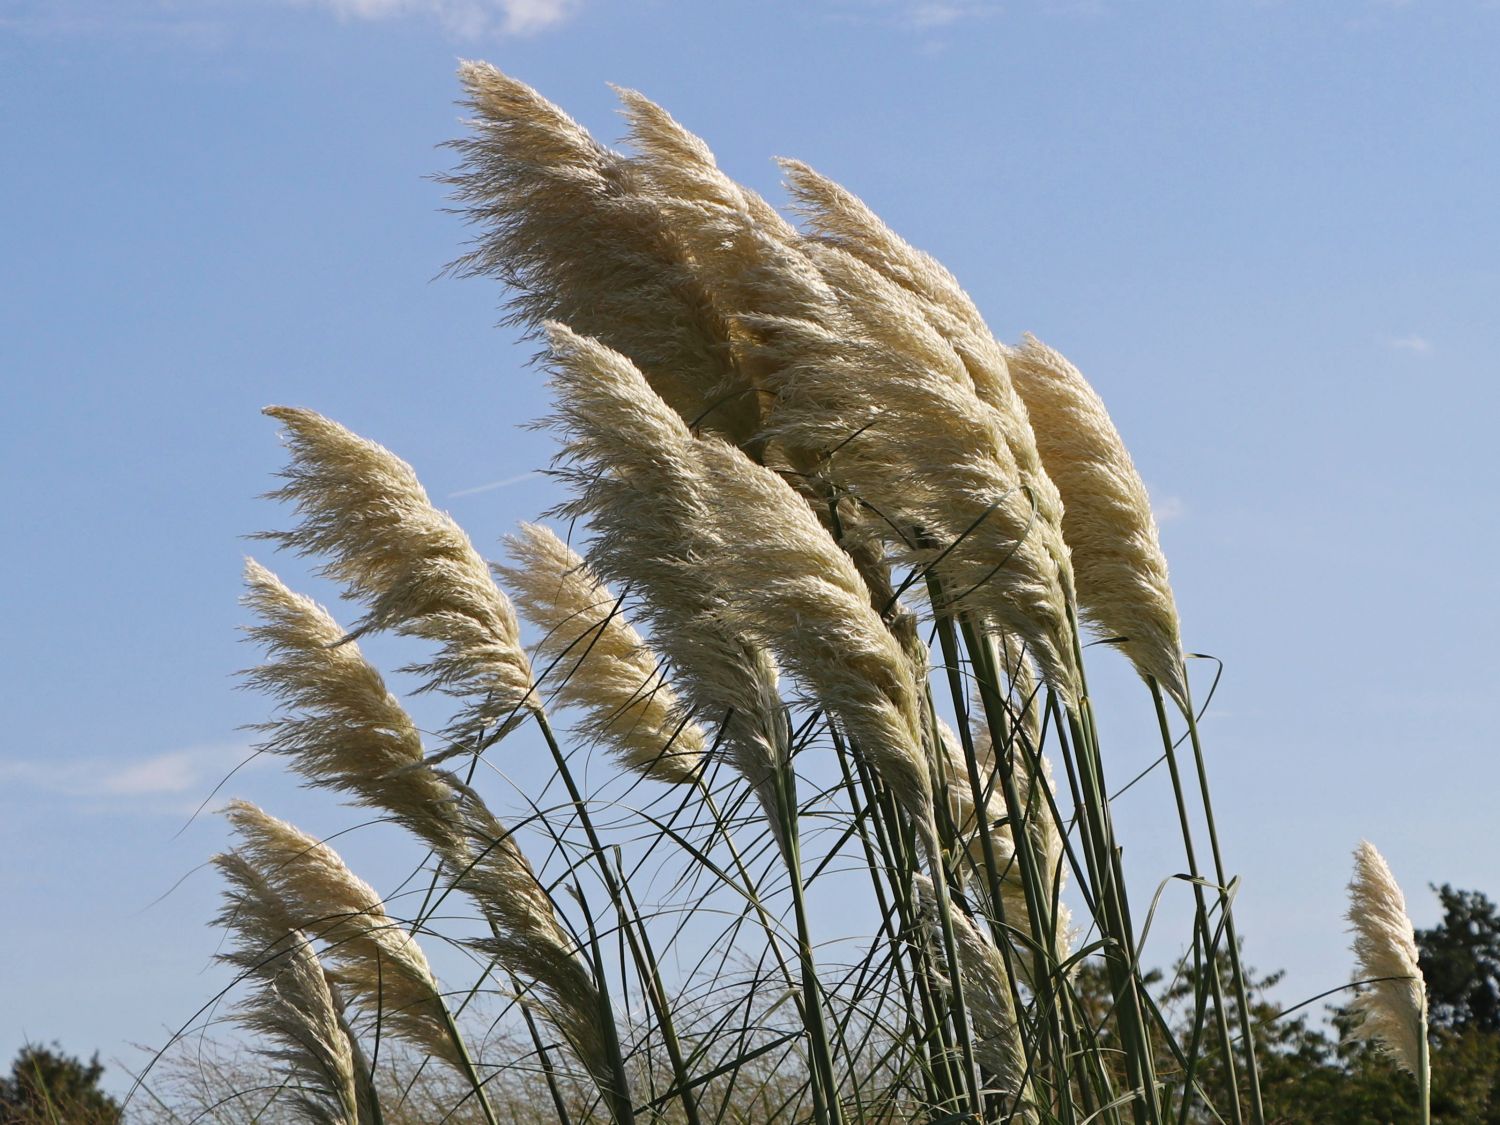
[221,800,463,1073]
[1346,840,1428,1076]
[241,559,467,855]
[541,321,788,805]
[1005,335,1188,711]
[213,851,370,1125]
[497,522,704,785]
[262,406,535,745]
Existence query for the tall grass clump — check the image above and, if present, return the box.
[143,62,1428,1125]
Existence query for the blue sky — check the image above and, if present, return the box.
[3,0,1497,1097]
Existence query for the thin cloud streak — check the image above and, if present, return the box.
[1383,333,1433,355]
[448,470,540,498]
[306,0,577,36]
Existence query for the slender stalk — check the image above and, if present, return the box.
[951,614,1071,1122]
[772,758,844,1125]
[516,990,574,1125]
[437,996,500,1125]
[835,736,956,1112]
[1180,690,1265,1125]
[1057,612,1162,1125]
[533,710,655,1125]
[1145,679,1242,1125]
[1418,998,1431,1125]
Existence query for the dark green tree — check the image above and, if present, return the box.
[0,1043,123,1125]
[1418,885,1500,1035]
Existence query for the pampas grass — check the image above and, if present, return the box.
[157,62,1425,1125]
[1003,336,1185,712]
[221,801,465,1076]
[213,851,373,1125]
[263,406,535,747]
[1346,841,1430,1119]
[497,521,704,786]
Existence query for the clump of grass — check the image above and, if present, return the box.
[143,62,1424,1125]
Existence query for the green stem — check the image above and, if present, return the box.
[1418,1000,1431,1125]
[438,998,500,1125]
[773,759,844,1125]
[1060,614,1161,1125]
[1146,679,1242,1125]
[1180,691,1265,1125]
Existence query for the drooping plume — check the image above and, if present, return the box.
[617,105,1078,699]
[779,158,1064,535]
[213,851,372,1125]
[1005,335,1188,711]
[914,875,1037,1122]
[222,801,464,1073]
[690,434,935,833]
[739,278,1079,699]
[261,406,535,746]
[238,569,625,1097]
[541,322,787,811]
[241,559,467,855]
[1345,841,1428,1076]
[446,62,761,449]
[497,522,705,784]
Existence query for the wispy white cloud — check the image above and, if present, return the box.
[827,0,997,30]
[0,0,578,40]
[1152,494,1187,524]
[448,470,540,498]
[1383,333,1433,355]
[905,1,994,28]
[306,0,577,36]
[0,744,254,800]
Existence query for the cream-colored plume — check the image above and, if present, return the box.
[779,159,1064,531]
[691,435,935,832]
[497,522,704,785]
[914,875,1037,1122]
[1005,335,1188,711]
[616,87,798,244]
[541,322,788,812]
[447,63,761,449]
[615,106,1078,699]
[241,560,466,855]
[214,851,373,1125]
[222,801,463,1073]
[737,287,1079,699]
[262,406,535,746]
[1345,841,1428,1076]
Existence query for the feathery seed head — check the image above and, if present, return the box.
[497,522,705,784]
[221,801,461,1071]
[241,560,466,855]
[448,64,761,447]
[778,161,1067,537]
[1345,840,1428,1076]
[541,322,788,807]
[630,147,1080,699]
[1005,335,1188,711]
[213,851,367,1125]
[262,406,535,746]
[693,436,935,829]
